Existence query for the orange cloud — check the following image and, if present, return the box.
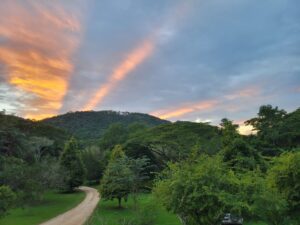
[0,1,82,119]
[151,100,218,120]
[83,39,154,111]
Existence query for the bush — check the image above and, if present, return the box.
[0,185,16,218]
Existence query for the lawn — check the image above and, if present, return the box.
[0,190,85,225]
[86,194,181,225]
[245,222,267,225]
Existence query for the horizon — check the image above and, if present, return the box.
[0,1,299,135]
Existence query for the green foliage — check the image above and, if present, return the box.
[0,190,84,225]
[100,158,132,208]
[220,118,239,147]
[109,145,126,162]
[154,155,243,225]
[99,123,128,151]
[42,111,168,145]
[60,138,86,192]
[0,157,62,205]
[0,185,16,218]
[246,105,300,154]
[222,138,266,171]
[252,187,288,225]
[267,151,300,215]
[101,146,150,208]
[125,121,221,168]
[81,146,106,183]
[86,194,180,225]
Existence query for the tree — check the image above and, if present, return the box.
[0,185,16,218]
[28,136,53,163]
[127,157,150,208]
[109,144,126,162]
[222,138,266,171]
[252,187,288,225]
[60,138,86,192]
[81,146,106,184]
[220,118,239,147]
[154,155,243,225]
[0,157,46,204]
[100,157,132,208]
[246,105,287,153]
[100,145,131,208]
[267,151,300,216]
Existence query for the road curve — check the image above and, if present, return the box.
[39,186,100,225]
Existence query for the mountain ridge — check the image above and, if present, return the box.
[41,110,170,144]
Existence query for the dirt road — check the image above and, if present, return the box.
[39,186,100,225]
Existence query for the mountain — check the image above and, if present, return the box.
[41,110,169,144]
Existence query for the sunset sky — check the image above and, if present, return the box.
[0,0,299,133]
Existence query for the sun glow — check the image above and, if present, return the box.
[0,1,81,119]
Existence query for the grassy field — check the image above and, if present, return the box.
[0,190,85,225]
[86,194,181,225]
[245,222,267,225]
[86,192,269,225]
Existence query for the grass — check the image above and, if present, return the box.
[245,222,268,225]
[86,194,181,225]
[0,190,85,225]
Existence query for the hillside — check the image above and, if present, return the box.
[41,111,169,144]
[0,113,68,159]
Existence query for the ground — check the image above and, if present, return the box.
[86,193,181,225]
[0,190,84,225]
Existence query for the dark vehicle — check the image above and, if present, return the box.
[221,213,243,225]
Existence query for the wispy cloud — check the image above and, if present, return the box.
[151,100,218,120]
[0,1,83,119]
[81,1,192,111]
[83,39,154,111]
[151,85,262,120]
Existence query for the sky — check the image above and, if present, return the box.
[0,0,299,134]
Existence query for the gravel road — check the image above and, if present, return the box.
[39,186,100,225]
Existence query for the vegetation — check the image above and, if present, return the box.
[1,105,299,225]
[42,111,169,145]
[86,194,181,225]
[60,138,86,192]
[0,185,16,218]
[0,191,84,225]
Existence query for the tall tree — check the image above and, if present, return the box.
[100,157,132,207]
[220,118,239,147]
[246,105,286,152]
[60,138,86,192]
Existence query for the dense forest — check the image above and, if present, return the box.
[0,105,299,225]
[41,111,169,145]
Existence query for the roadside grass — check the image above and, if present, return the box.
[86,194,181,225]
[0,190,85,225]
[245,222,268,225]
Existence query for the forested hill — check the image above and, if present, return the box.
[41,111,169,143]
[0,113,68,159]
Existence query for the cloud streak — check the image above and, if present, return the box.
[81,1,192,111]
[0,1,82,119]
[83,39,154,111]
[151,100,218,120]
